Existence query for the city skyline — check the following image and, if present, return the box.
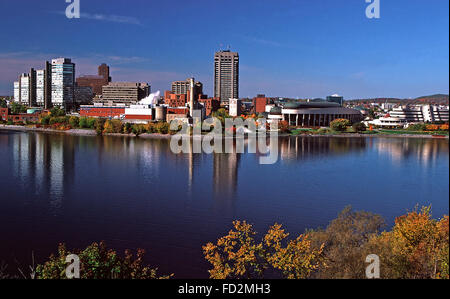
[0,0,448,99]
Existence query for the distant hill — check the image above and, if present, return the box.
[346,94,449,105]
[415,94,449,100]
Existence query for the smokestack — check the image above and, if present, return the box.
[189,77,195,118]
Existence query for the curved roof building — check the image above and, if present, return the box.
[270,101,363,127]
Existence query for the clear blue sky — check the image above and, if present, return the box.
[0,0,448,99]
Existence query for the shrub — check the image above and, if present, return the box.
[103,120,123,134]
[426,124,439,131]
[439,124,449,131]
[407,123,427,131]
[95,119,106,135]
[352,122,366,132]
[79,117,88,128]
[87,118,96,129]
[316,127,331,134]
[49,116,66,125]
[155,122,169,134]
[131,124,146,136]
[40,115,51,125]
[123,123,132,134]
[330,119,351,132]
[50,107,66,117]
[69,116,79,128]
[35,241,172,279]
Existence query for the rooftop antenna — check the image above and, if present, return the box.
[219,43,224,51]
[227,45,231,51]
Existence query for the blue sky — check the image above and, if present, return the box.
[0,0,448,99]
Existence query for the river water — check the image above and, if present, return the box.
[0,130,448,278]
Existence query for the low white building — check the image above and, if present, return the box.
[368,105,449,128]
[124,104,153,123]
[229,98,242,117]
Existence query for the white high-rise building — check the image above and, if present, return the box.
[19,73,30,105]
[51,58,75,109]
[14,81,19,102]
[36,69,45,106]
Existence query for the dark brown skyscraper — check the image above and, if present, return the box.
[98,63,111,82]
[76,63,111,95]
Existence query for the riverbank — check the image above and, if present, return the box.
[1,124,448,139]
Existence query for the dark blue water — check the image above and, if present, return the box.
[0,130,448,278]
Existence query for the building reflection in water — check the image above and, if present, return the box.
[7,133,447,214]
[374,138,448,167]
[279,136,367,162]
[213,151,240,201]
[11,133,75,215]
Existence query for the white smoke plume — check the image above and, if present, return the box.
[139,90,161,106]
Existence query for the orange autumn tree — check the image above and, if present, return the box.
[367,206,449,279]
[202,221,324,279]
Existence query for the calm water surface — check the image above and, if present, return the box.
[0,130,448,278]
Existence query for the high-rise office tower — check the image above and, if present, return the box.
[19,73,30,105]
[36,61,52,108]
[51,58,75,109]
[14,68,36,106]
[214,50,239,103]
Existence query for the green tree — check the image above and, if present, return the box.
[407,123,427,131]
[352,122,366,132]
[95,118,106,135]
[79,117,88,128]
[69,116,79,128]
[50,107,66,117]
[330,119,351,132]
[11,102,27,114]
[155,122,169,134]
[35,241,172,279]
[123,123,132,134]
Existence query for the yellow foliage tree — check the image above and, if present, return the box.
[203,221,324,279]
[367,206,449,279]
